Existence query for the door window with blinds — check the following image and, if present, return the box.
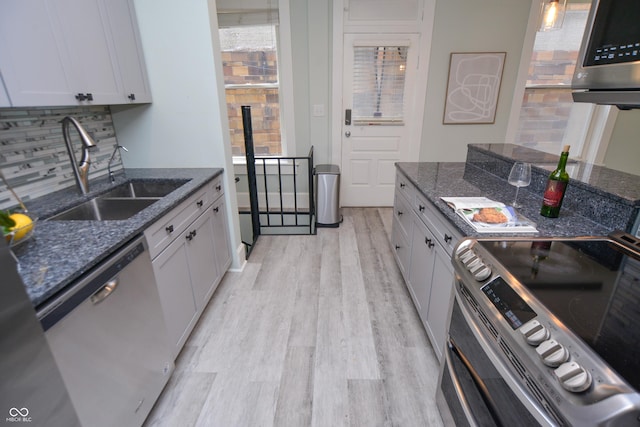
[352,45,408,125]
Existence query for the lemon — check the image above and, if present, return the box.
[8,213,33,241]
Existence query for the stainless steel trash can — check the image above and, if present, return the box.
[315,164,341,227]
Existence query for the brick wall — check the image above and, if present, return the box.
[515,3,590,152]
[222,50,282,156]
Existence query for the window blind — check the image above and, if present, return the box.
[352,46,408,124]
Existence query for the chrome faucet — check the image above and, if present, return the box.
[108,145,128,183]
[62,116,98,195]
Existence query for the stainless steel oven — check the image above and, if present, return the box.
[437,231,640,426]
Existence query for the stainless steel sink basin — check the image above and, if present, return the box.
[100,179,190,199]
[47,178,190,221]
[48,198,159,221]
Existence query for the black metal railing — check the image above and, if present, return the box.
[237,106,316,257]
[253,146,315,235]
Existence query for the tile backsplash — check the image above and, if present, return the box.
[0,106,124,211]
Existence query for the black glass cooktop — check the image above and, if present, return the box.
[478,236,640,391]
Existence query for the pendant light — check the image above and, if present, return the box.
[539,0,566,32]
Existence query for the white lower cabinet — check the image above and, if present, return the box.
[408,214,436,316]
[393,170,461,361]
[425,245,455,359]
[146,177,230,359]
[211,198,232,277]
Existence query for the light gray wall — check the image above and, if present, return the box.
[604,109,640,176]
[306,0,332,164]
[112,0,243,269]
[418,0,532,162]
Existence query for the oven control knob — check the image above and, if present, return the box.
[472,266,491,281]
[466,257,482,270]
[519,320,550,346]
[536,339,569,367]
[460,250,476,264]
[554,361,592,393]
[456,245,472,256]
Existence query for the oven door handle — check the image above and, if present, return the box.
[446,336,506,427]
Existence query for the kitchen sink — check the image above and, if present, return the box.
[48,198,159,221]
[47,179,190,221]
[99,179,191,199]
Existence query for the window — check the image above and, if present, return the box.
[219,25,282,156]
[515,2,591,155]
[352,46,408,124]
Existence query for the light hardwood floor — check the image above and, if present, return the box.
[145,208,444,427]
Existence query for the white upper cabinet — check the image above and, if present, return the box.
[51,0,124,105]
[0,0,151,107]
[0,0,77,106]
[101,0,151,103]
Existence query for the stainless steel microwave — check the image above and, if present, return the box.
[572,0,640,108]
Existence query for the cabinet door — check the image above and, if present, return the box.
[186,210,219,310]
[49,0,124,104]
[153,236,198,356]
[425,246,455,360]
[212,198,232,276]
[0,0,76,106]
[101,0,151,103]
[408,214,436,324]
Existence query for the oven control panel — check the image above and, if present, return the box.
[520,319,592,392]
[456,244,491,281]
[452,238,637,416]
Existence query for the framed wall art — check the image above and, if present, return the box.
[443,52,506,124]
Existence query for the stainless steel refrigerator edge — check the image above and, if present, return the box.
[0,239,81,427]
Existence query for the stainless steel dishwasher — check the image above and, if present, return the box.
[38,235,174,427]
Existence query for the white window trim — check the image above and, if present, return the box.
[506,0,616,163]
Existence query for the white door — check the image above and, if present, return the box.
[341,34,419,207]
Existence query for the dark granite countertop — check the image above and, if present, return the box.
[10,168,223,309]
[470,144,640,205]
[395,162,612,239]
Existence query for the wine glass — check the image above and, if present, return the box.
[507,162,531,208]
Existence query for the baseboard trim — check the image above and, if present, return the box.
[228,243,247,272]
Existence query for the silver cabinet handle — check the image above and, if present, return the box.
[90,278,119,305]
[345,131,351,137]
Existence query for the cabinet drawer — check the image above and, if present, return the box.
[145,184,213,259]
[395,171,415,205]
[394,192,413,242]
[414,193,461,256]
[211,175,224,201]
[391,217,411,282]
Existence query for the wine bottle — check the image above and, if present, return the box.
[540,145,570,218]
